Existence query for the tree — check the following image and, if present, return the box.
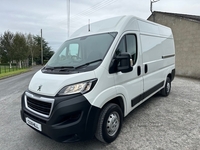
[12,32,28,68]
[26,34,40,66]
[0,31,53,66]
[33,35,54,65]
[0,31,15,68]
[0,34,5,63]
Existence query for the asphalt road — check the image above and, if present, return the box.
[0,67,200,150]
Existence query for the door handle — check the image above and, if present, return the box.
[137,66,141,76]
[144,64,148,74]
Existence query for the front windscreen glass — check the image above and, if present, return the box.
[46,32,117,71]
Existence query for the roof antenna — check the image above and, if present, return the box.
[88,19,90,32]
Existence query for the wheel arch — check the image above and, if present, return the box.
[167,73,172,81]
[87,95,126,142]
[101,96,125,117]
[167,68,175,82]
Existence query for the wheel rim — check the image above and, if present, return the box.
[106,111,120,136]
[167,82,170,93]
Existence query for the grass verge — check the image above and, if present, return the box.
[0,68,31,79]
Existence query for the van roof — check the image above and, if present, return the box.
[70,15,172,39]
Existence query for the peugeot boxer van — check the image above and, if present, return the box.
[21,16,175,143]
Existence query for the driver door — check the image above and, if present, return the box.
[112,32,143,114]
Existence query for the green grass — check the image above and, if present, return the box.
[0,65,21,73]
[0,68,30,79]
[0,66,9,73]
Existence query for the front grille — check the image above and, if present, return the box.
[27,97,51,115]
[25,92,54,118]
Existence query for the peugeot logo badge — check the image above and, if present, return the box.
[37,85,42,91]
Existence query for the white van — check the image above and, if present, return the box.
[21,16,175,143]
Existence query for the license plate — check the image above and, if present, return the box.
[26,117,42,131]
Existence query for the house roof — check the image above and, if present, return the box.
[150,11,200,23]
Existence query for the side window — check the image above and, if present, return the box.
[126,35,137,64]
[115,36,126,56]
[68,44,79,56]
[58,43,81,62]
[115,34,137,64]
[68,43,82,61]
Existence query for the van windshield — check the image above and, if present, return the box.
[45,32,117,73]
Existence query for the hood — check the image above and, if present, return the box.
[28,70,96,96]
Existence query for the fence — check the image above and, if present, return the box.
[0,64,29,74]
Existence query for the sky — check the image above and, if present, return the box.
[0,0,200,51]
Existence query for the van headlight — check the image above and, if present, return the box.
[58,79,97,95]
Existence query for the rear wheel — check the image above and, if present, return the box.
[95,103,123,143]
[161,77,171,96]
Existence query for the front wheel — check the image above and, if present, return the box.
[161,77,171,96]
[95,103,123,143]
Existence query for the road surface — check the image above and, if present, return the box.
[0,67,200,150]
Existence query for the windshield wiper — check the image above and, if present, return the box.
[75,59,102,69]
[45,66,74,71]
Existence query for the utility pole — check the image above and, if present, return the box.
[150,0,160,22]
[150,0,160,13]
[41,29,43,65]
[67,0,70,38]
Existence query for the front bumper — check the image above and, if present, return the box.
[20,91,100,142]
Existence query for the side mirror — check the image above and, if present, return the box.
[116,53,133,73]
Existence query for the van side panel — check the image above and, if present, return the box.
[140,34,164,94]
[161,38,175,66]
[138,20,175,98]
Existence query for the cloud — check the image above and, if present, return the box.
[0,0,200,51]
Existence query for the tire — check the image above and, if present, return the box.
[161,77,171,96]
[95,103,123,143]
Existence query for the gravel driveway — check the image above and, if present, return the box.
[0,74,199,150]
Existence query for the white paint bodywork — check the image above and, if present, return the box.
[29,16,175,117]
